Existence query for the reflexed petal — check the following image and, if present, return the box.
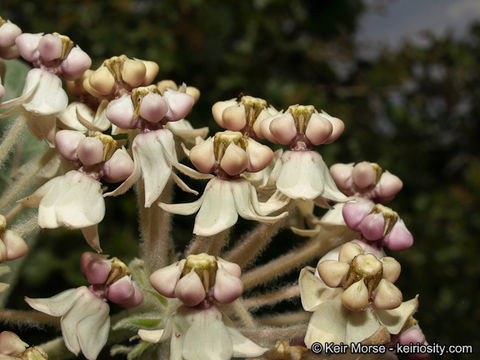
[299,268,341,312]
[305,299,348,348]
[57,102,93,132]
[22,69,68,115]
[81,225,102,252]
[138,329,165,343]
[27,114,56,145]
[227,327,267,357]
[166,119,209,146]
[345,309,382,344]
[25,288,79,317]
[159,194,204,216]
[77,298,110,360]
[376,296,419,335]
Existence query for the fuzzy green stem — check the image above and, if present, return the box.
[257,311,310,326]
[243,284,300,309]
[0,112,27,169]
[240,324,307,341]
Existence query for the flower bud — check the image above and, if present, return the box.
[38,34,62,62]
[359,213,385,241]
[323,112,344,143]
[89,66,115,95]
[212,267,243,303]
[383,220,414,251]
[342,199,375,231]
[330,163,354,191]
[217,258,241,278]
[317,260,349,287]
[0,331,28,355]
[341,279,369,311]
[139,92,168,123]
[121,58,146,87]
[338,241,363,264]
[15,33,42,62]
[375,171,403,203]
[186,86,200,103]
[77,137,104,166]
[3,230,28,261]
[140,60,159,85]
[80,252,112,285]
[246,139,273,172]
[398,325,426,346]
[107,276,139,307]
[373,279,403,310]
[157,79,178,92]
[55,130,85,161]
[164,88,195,121]
[305,113,333,145]
[381,257,401,283]
[352,162,377,189]
[189,139,216,174]
[106,96,136,129]
[61,46,92,80]
[220,142,248,176]
[174,269,206,306]
[222,104,247,131]
[103,148,134,183]
[212,99,236,128]
[149,260,185,298]
[0,21,22,48]
[269,113,297,145]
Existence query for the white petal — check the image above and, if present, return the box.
[304,299,348,348]
[57,102,92,132]
[256,189,290,215]
[27,114,56,144]
[159,194,204,216]
[138,329,165,343]
[345,308,382,344]
[171,171,198,195]
[318,203,346,227]
[25,288,79,316]
[77,300,110,360]
[227,327,267,357]
[22,69,68,115]
[299,268,341,312]
[21,175,62,208]
[376,296,419,335]
[81,225,102,253]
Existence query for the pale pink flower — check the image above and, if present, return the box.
[0,19,21,59]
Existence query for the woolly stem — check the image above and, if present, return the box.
[204,229,230,256]
[0,112,27,169]
[240,324,307,341]
[243,284,300,309]
[0,148,55,211]
[5,203,23,222]
[257,311,310,326]
[186,235,208,255]
[242,234,344,290]
[231,298,256,328]
[0,309,59,327]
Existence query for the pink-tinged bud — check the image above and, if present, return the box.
[212,99,236,128]
[383,220,414,251]
[398,326,428,359]
[174,269,206,307]
[189,139,216,174]
[0,241,7,262]
[103,148,134,183]
[0,22,22,48]
[55,130,85,161]
[342,200,375,231]
[324,113,344,143]
[77,137,104,166]
[106,96,137,129]
[163,88,195,122]
[220,142,248,176]
[258,116,276,142]
[269,113,297,145]
[38,34,62,62]
[222,104,247,131]
[121,59,146,87]
[217,258,241,278]
[359,212,385,241]
[381,257,401,283]
[88,66,115,95]
[0,331,28,355]
[3,230,28,261]
[61,46,92,80]
[246,139,273,172]
[352,162,377,189]
[139,93,168,123]
[375,171,403,203]
[15,33,42,62]
[330,163,354,191]
[341,279,369,311]
[116,285,143,308]
[305,113,333,145]
[212,268,243,304]
[80,252,112,284]
[107,276,137,306]
[140,60,159,85]
[149,260,185,298]
[317,260,349,288]
[373,279,403,310]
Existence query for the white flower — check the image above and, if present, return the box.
[25,286,110,360]
[21,170,105,251]
[57,100,110,134]
[104,128,211,208]
[138,305,267,360]
[160,177,288,236]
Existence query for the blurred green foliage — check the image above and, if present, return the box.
[1,1,479,359]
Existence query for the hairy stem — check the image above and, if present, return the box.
[257,311,310,326]
[0,112,27,170]
[186,235,208,255]
[240,324,307,341]
[0,309,59,327]
[5,203,23,222]
[231,298,256,328]
[243,284,300,309]
[204,229,230,256]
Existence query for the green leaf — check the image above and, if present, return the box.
[113,314,164,331]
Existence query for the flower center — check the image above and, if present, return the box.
[92,131,118,161]
[103,55,127,83]
[213,131,248,163]
[344,253,383,297]
[240,95,268,130]
[131,85,159,117]
[105,257,131,285]
[183,253,218,292]
[288,104,315,134]
[53,32,74,61]
[370,204,399,236]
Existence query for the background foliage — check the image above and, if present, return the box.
[1,1,479,359]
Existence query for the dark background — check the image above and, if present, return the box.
[1,1,479,359]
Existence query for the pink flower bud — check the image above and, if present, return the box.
[212,268,243,304]
[106,96,137,129]
[38,34,62,62]
[342,199,375,231]
[258,115,277,142]
[139,92,168,123]
[189,139,216,174]
[220,142,248,176]
[80,252,112,285]
[305,113,333,145]
[269,113,297,145]
[324,112,344,143]
[217,258,241,278]
[107,276,142,308]
[102,148,134,183]
[15,33,42,62]
[398,326,428,359]
[0,22,22,48]
[222,104,247,131]
[375,171,403,203]
[330,163,354,191]
[61,46,92,80]
[174,269,206,307]
[383,220,414,251]
[246,139,273,172]
[352,162,377,189]
[163,88,195,122]
[212,99,236,128]
[359,212,385,241]
[0,331,28,355]
[55,130,85,161]
[149,260,185,298]
[77,137,104,166]
[3,230,28,261]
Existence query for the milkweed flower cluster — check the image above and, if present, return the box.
[0,16,429,360]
